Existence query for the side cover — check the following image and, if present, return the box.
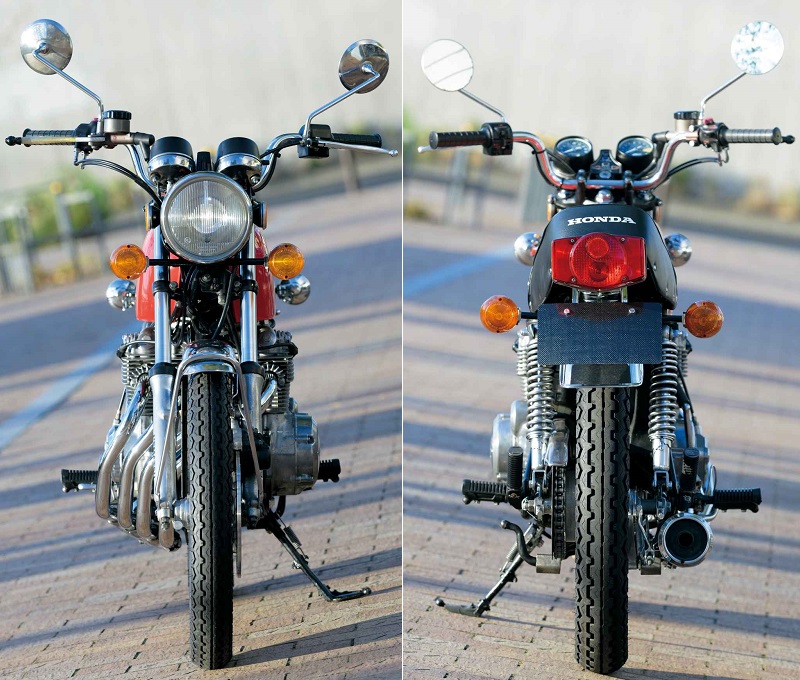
[136,229,276,322]
[528,204,678,311]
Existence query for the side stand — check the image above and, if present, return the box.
[435,551,525,617]
[263,510,371,602]
[434,519,544,617]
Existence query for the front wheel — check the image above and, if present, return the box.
[574,387,631,675]
[185,373,235,669]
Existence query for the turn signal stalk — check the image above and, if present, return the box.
[109,244,147,280]
[480,295,520,333]
[684,300,724,338]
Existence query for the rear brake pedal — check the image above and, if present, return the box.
[61,469,98,493]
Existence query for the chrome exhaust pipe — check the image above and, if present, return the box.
[658,513,713,567]
[96,385,148,521]
[117,425,154,531]
[136,453,158,545]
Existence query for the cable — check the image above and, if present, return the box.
[666,157,719,180]
[76,158,160,203]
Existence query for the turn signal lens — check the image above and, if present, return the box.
[480,295,520,333]
[552,233,646,291]
[109,244,147,280]
[267,243,304,280]
[684,301,724,338]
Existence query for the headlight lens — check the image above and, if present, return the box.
[160,172,252,263]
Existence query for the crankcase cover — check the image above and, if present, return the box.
[265,410,319,496]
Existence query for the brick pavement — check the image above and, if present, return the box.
[0,184,401,679]
[403,218,800,680]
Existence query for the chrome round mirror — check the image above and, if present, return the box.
[339,40,389,93]
[421,39,474,92]
[276,275,311,305]
[664,233,692,267]
[731,21,784,75]
[20,19,73,75]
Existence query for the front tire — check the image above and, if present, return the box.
[574,387,631,675]
[186,373,235,669]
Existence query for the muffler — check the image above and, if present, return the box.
[658,513,712,567]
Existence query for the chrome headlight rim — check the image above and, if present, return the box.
[160,171,253,264]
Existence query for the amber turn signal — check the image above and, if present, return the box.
[267,243,304,280]
[684,300,724,338]
[109,244,147,280]
[480,295,520,333]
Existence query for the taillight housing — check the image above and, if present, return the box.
[551,233,646,291]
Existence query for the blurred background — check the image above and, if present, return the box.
[404,0,800,231]
[0,0,401,294]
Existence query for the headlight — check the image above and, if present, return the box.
[160,172,252,263]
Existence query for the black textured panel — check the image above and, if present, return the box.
[538,302,662,365]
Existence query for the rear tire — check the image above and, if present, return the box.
[574,387,631,675]
[186,373,235,670]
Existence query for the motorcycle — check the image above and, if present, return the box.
[418,21,792,675]
[6,19,396,670]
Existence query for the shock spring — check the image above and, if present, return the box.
[517,328,555,469]
[649,326,679,470]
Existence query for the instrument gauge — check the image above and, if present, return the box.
[616,135,655,174]
[553,136,594,173]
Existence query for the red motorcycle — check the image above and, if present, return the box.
[6,19,396,669]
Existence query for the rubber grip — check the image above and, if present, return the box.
[719,127,783,144]
[330,132,382,148]
[430,129,490,149]
[461,479,507,504]
[22,128,78,146]
[711,487,762,512]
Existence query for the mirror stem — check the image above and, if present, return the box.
[33,46,104,131]
[302,64,380,144]
[459,89,506,121]
[699,71,746,120]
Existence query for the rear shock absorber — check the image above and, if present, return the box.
[518,327,555,470]
[649,325,679,475]
[674,328,690,377]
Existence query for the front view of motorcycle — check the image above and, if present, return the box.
[6,19,396,670]
[418,22,792,675]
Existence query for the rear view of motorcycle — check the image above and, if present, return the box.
[419,22,792,675]
[6,19,396,670]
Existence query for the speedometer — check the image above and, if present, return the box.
[553,136,594,173]
[616,135,655,174]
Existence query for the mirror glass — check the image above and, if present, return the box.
[731,21,784,75]
[421,39,474,92]
[20,19,73,75]
[339,40,389,93]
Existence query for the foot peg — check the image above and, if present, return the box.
[318,458,341,483]
[700,487,762,513]
[462,479,507,504]
[61,469,98,493]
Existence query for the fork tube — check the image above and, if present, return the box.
[241,231,264,433]
[151,227,176,519]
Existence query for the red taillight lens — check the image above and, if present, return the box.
[551,233,646,290]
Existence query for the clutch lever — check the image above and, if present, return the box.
[316,139,398,156]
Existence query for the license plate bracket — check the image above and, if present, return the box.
[537,302,662,365]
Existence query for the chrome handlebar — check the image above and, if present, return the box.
[512,130,698,191]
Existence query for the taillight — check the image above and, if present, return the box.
[551,233,646,291]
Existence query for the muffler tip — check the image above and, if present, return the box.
[658,513,712,567]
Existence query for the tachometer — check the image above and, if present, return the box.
[616,135,655,174]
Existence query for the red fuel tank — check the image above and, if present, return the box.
[135,229,275,322]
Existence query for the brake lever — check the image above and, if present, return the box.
[417,145,435,154]
[315,139,398,156]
